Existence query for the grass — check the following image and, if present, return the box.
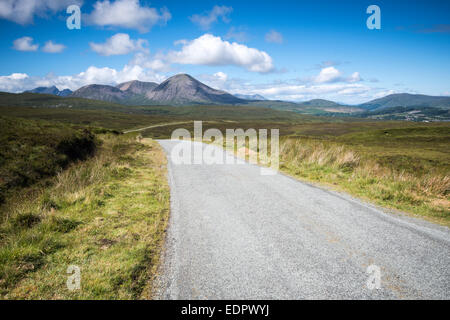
[0,116,101,206]
[0,134,169,299]
[278,136,449,225]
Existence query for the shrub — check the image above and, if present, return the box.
[12,213,41,228]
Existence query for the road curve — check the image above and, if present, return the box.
[155,140,450,300]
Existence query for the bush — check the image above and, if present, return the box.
[12,213,41,229]
[57,130,97,165]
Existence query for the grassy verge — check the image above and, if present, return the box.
[0,134,169,299]
[279,137,449,226]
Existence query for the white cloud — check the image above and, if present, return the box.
[313,67,362,84]
[372,90,396,99]
[190,5,232,30]
[0,0,82,25]
[265,30,283,44]
[213,71,228,82]
[315,66,341,83]
[0,73,30,92]
[129,52,171,72]
[86,0,171,33]
[167,34,274,73]
[349,72,361,83]
[90,33,148,56]
[13,36,38,51]
[42,40,65,53]
[0,63,167,93]
[249,82,374,103]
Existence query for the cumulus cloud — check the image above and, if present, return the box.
[190,5,232,30]
[167,34,274,73]
[42,40,65,53]
[0,63,167,93]
[86,0,171,33]
[313,67,362,84]
[129,52,171,72]
[0,0,82,25]
[0,73,30,92]
[13,36,38,51]
[265,30,283,44]
[90,33,148,56]
[245,82,374,103]
[314,66,341,83]
[348,72,361,83]
[213,71,228,82]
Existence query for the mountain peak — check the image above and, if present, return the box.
[147,73,244,105]
[116,80,158,94]
[24,85,72,97]
[71,84,126,103]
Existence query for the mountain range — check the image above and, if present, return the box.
[22,74,450,114]
[25,85,72,97]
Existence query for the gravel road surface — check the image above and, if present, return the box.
[155,140,449,299]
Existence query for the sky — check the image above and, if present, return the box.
[0,0,449,104]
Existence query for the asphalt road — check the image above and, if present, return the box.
[155,140,450,300]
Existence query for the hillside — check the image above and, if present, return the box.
[116,80,158,95]
[145,74,244,105]
[234,93,267,101]
[71,84,128,103]
[359,93,450,110]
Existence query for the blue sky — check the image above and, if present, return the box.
[0,0,449,104]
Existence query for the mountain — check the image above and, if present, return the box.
[354,106,450,121]
[116,80,158,95]
[298,99,343,108]
[145,74,245,105]
[25,86,73,97]
[234,93,267,101]
[359,93,450,110]
[68,74,244,106]
[70,84,128,103]
[294,99,363,113]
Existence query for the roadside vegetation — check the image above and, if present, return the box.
[0,118,169,299]
[279,126,449,225]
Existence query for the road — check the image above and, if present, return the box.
[123,122,192,134]
[155,140,450,299]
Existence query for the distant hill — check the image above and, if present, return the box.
[298,99,342,108]
[145,74,245,105]
[352,105,450,121]
[116,80,158,95]
[25,86,72,97]
[234,93,267,101]
[71,84,128,104]
[358,93,450,110]
[294,99,363,113]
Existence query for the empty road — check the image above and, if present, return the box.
[155,140,450,299]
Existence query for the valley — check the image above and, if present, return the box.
[12,73,450,121]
